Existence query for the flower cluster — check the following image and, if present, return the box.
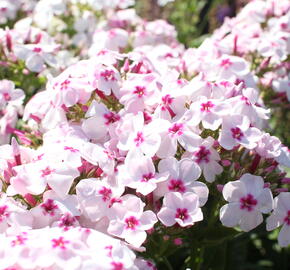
[0,0,289,268]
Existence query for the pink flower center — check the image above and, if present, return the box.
[11,234,27,247]
[231,127,244,141]
[41,166,54,177]
[41,199,58,216]
[175,208,189,221]
[168,179,186,192]
[200,101,214,112]
[60,79,71,90]
[59,213,77,228]
[100,70,116,81]
[194,146,211,163]
[111,262,124,270]
[161,94,173,108]
[142,172,154,182]
[133,86,146,97]
[161,95,176,117]
[134,131,144,146]
[98,186,112,202]
[220,58,233,68]
[164,52,174,58]
[104,112,120,125]
[0,205,9,222]
[168,123,184,137]
[284,210,290,226]
[241,96,251,105]
[52,236,69,250]
[240,194,257,211]
[3,92,11,101]
[125,216,139,230]
[33,47,42,53]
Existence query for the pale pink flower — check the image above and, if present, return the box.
[157,192,203,227]
[0,80,24,109]
[108,195,157,247]
[218,115,261,150]
[156,117,201,158]
[156,157,208,206]
[220,173,273,231]
[255,133,282,159]
[120,149,168,195]
[184,137,223,183]
[76,178,124,221]
[82,100,120,142]
[119,73,160,113]
[266,192,290,247]
[188,96,229,130]
[14,44,59,72]
[117,112,161,157]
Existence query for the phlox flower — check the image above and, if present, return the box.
[120,149,168,195]
[220,173,273,231]
[157,192,203,227]
[156,116,202,158]
[13,44,59,73]
[183,137,223,183]
[188,96,229,130]
[218,114,261,150]
[266,192,290,247]
[156,157,208,206]
[117,112,161,157]
[108,195,157,247]
[76,178,124,222]
[0,80,24,109]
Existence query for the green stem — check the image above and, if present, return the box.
[163,256,174,270]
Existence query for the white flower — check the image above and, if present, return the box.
[266,192,290,247]
[220,173,273,232]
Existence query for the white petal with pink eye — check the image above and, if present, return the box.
[158,192,203,227]
[220,173,273,232]
[108,195,157,247]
